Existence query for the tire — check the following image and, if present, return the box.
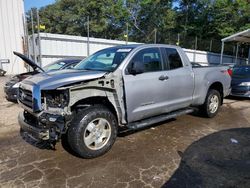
[201,89,221,118]
[67,105,117,159]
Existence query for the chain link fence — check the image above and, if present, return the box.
[144,32,249,58]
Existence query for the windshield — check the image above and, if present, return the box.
[232,66,250,78]
[74,47,133,72]
[43,61,66,71]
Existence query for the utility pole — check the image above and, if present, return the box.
[30,9,37,64]
[22,14,29,57]
[87,16,90,56]
[36,9,42,66]
[154,28,157,44]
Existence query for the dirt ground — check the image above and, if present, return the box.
[0,76,250,188]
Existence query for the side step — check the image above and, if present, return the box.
[127,108,194,130]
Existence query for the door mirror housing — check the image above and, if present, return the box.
[128,61,144,75]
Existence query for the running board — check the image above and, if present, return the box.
[127,108,194,130]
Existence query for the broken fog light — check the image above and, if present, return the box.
[42,89,69,108]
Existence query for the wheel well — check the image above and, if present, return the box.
[71,97,117,120]
[208,82,223,104]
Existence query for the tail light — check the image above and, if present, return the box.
[227,69,233,77]
[221,68,233,77]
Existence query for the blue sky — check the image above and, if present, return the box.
[24,0,55,11]
[24,0,179,12]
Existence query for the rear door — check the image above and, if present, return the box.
[161,48,194,110]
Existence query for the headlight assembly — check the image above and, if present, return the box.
[239,82,250,87]
[12,82,21,88]
[42,89,69,108]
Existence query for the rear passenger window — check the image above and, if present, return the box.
[130,48,162,72]
[165,48,183,70]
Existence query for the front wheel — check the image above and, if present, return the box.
[201,89,221,118]
[67,105,117,158]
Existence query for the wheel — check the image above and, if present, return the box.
[201,89,221,118]
[67,105,117,158]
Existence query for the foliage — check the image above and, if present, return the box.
[27,0,250,51]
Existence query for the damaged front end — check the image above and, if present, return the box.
[18,70,124,148]
[18,87,72,145]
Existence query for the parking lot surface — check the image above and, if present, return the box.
[0,76,250,188]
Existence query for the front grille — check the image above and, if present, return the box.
[23,111,45,129]
[19,88,33,109]
[24,110,38,125]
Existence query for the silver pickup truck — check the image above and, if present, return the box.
[18,44,231,158]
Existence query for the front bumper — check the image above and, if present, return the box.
[18,111,66,142]
[230,92,250,98]
[18,112,50,140]
[230,86,250,98]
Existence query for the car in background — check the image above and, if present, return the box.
[4,52,82,102]
[231,65,250,98]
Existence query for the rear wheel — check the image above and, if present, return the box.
[201,89,221,118]
[67,105,117,158]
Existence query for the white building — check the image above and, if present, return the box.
[30,33,246,67]
[0,0,26,75]
[29,33,139,67]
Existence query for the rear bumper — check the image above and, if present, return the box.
[224,87,231,97]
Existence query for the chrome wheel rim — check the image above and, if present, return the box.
[84,118,111,150]
[209,95,219,113]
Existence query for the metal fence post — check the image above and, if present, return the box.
[248,47,250,65]
[193,36,197,62]
[220,42,224,64]
[87,16,90,56]
[154,28,157,44]
[209,39,213,52]
[235,43,239,64]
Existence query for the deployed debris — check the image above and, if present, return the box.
[230,138,239,144]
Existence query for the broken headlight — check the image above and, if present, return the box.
[42,89,69,108]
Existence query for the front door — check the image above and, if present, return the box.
[123,47,170,122]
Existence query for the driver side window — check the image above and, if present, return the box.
[130,48,162,73]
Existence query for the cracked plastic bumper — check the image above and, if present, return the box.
[18,112,50,141]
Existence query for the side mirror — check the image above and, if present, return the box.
[128,61,144,75]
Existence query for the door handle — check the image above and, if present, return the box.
[159,75,169,81]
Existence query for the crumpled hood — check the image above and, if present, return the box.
[13,51,44,72]
[22,69,107,90]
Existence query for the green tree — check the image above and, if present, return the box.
[213,0,250,37]
[26,0,250,47]
[126,0,176,43]
[28,0,130,39]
